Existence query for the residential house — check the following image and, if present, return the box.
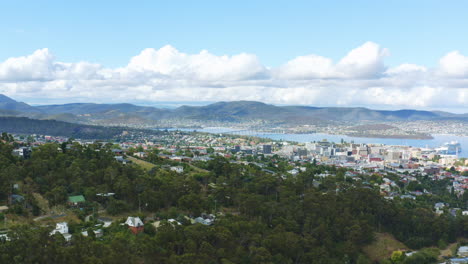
[98,217,113,228]
[12,147,32,159]
[125,216,144,234]
[9,194,24,204]
[0,206,8,213]
[81,229,103,238]
[400,194,416,200]
[50,222,72,241]
[0,234,9,241]
[152,218,182,230]
[115,156,131,165]
[112,149,124,155]
[170,166,184,173]
[434,202,445,215]
[134,152,147,158]
[168,219,182,226]
[458,246,468,257]
[193,214,215,226]
[68,195,85,206]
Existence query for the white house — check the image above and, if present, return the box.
[170,166,184,173]
[0,205,8,213]
[458,246,468,257]
[81,229,103,238]
[168,219,182,225]
[50,222,68,235]
[194,217,213,225]
[125,216,144,227]
[125,216,145,234]
[134,152,147,158]
[50,222,72,241]
[0,234,10,241]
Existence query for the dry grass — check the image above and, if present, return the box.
[2,214,33,228]
[440,242,458,258]
[33,193,50,213]
[363,233,408,262]
[439,238,468,259]
[37,212,81,226]
[188,163,209,174]
[127,156,156,171]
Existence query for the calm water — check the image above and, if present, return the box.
[174,127,468,158]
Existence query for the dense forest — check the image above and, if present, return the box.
[0,117,155,139]
[0,137,466,264]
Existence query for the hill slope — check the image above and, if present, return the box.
[0,94,466,126]
[0,94,43,113]
[0,116,148,139]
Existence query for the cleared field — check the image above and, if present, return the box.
[127,156,156,170]
[363,233,408,262]
[33,193,50,213]
[439,242,458,258]
[188,163,209,174]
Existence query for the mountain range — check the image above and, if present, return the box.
[0,94,466,127]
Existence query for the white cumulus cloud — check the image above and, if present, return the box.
[126,45,267,81]
[336,41,389,78]
[276,42,389,80]
[438,51,468,78]
[0,48,55,81]
[0,42,467,111]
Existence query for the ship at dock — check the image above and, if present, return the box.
[435,141,462,155]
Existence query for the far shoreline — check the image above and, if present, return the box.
[165,127,466,140]
[344,133,434,140]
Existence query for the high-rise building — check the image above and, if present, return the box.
[297,148,308,157]
[263,144,272,154]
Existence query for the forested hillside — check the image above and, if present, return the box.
[0,138,466,264]
[0,94,467,127]
[0,117,150,139]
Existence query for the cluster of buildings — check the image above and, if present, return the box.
[49,221,104,242]
[7,210,216,243]
[5,130,468,215]
[274,141,467,195]
[104,131,468,203]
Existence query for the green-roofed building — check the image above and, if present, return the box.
[68,195,86,206]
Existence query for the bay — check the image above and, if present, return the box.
[173,127,468,158]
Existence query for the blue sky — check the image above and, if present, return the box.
[2,0,467,67]
[0,0,467,112]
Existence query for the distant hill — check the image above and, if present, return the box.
[0,116,146,139]
[0,94,466,126]
[0,94,43,113]
[170,101,294,121]
[36,103,158,115]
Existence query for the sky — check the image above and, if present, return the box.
[1,0,468,112]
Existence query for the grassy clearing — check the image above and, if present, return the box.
[33,193,50,213]
[3,214,33,228]
[439,238,468,259]
[440,242,459,258]
[188,163,209,174]
[37,213,81,225]
[127,156,156,171]
[129,155,208,175]
[363,233,408,262]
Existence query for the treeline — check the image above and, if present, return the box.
[0,117,154,139]
[0,141,467,263]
